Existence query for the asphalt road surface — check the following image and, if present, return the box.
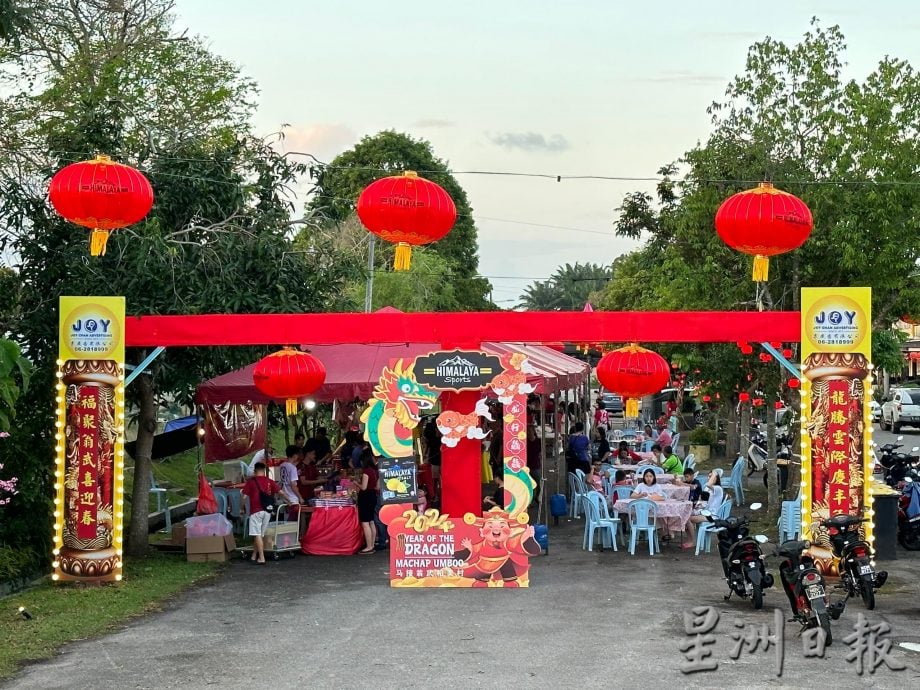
[4,504,919,690]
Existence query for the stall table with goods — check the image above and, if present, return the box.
[301,485,363,556]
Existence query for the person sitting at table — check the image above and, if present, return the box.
[648,443,666,467]
[592,426,611,463]
[585,462,605,493]
[631,469,665,500]
[643,423,658,442]
[677,468,703,502]
[656,426,673,448]
[482,474,505,511]
[681,470,724,549]
[614,440,641,464]
[279,445,305,506]
[612,469,631,487]
[661,445,684,475]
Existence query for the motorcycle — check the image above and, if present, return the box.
[898,477,920,551]
[775,539,846,645]
[879,438,920,488]
[703,502,773,609]
[820,514,887,609]
[746,430,767,473]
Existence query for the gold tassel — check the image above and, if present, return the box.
[752,255,769,282]
[285,399,298,416]
[394,242,412,271]
[90,229,110,256]
[625,398,639,418]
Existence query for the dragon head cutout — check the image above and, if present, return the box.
[374,359,438,429]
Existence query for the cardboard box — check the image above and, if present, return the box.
[265,523,299,550]
[186,534,236,562]
[171,525,187,546]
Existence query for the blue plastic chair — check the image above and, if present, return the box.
[671,433,681,453]
[695,498,733,556]
[641,440,653,452]
[612,485,634,501]
[682,454,696,472]
[583,491,620,551]
[211,487,229,518]
[568,472,585,518]
[636,465,665,476]
[778,499,802,542]
[628,498,659,555]
[727,456,746,505]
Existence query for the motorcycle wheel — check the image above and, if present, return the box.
[752,582,763,610]
[817,612,833,646]
[899,528,920,551]
[860,575,876,610]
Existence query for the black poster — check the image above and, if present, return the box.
[414,350,502,391]
[379,457,418,505]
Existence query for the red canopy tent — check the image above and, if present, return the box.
[195,342,589,406]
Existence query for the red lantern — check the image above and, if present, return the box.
[759,353,772,363]
[596,343,670,419]
[741,344,753,355]
[739,392,750,402]
[252,347,326,416]
[782,348,793,359]
[753,398,764,407]
[714,182,813,282]
[356,171,457,271]
[702,395,711,403]
[774,401,784,410]
[48,155,154,256]
[787,378,800,389]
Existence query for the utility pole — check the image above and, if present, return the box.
[364,235,376,313]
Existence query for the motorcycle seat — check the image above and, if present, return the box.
[822,514,865,529]
[776,539,810,558]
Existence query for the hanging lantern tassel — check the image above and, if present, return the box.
[90,228,111,256]
[752,254,769,282]
[394,242,412,271]
[625,398,640,418]
[285,398,299,416]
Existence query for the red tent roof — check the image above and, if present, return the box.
[195,342,588,405]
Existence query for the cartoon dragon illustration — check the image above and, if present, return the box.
[361,359,439,458]
[436,398,493,448]
[489,352,537,404]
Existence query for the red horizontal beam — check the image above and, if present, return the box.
[124,311,801,347]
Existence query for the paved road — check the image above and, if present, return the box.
[4,507,919,690]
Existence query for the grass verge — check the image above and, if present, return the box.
[0,553,221,680]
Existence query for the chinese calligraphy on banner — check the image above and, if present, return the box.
[54,297,125,584]
[801,287,873,566]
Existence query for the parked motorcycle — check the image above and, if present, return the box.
[898,477,920,551]
[775,539,845,644]
[746,430,767,473]
[879,438,920,488]
[703,502,773,609]
[820,514,887,609]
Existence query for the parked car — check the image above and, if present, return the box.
[881,388,920,432]
[599,391,624,415]
[869,400,882,423]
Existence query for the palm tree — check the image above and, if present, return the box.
[518,262,613,310]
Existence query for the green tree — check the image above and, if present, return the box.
[518,262,613,310]
[0,337,29,431]
[305,130,492,310]
[347,248,461,312]
[600,21,920,508]
[0,0,357,562]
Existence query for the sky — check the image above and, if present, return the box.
[174,0,920,307]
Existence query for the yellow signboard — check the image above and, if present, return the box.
[54,297,126,584]
[800,287,873,563]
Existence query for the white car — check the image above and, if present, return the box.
[869,400,882,423]
[881,388,920,432]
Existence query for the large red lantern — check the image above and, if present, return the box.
[596,343,670,419]
[714,182,813,282]
[356,171,457,271]
[48,155,154,256]
[252,347,326,416]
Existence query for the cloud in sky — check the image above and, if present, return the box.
[412,118,455,128]
[487,131,571,153]
[275,123,357,163]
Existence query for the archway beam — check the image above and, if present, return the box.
[124,311,800,348]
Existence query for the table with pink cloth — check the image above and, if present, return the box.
[651,484,691,500]
[612,498,693,533]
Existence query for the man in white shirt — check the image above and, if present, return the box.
[246,441,273,478]
[277,445,304,505]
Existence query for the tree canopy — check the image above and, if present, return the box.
[305,130,492,311]
[518,262,612,311]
